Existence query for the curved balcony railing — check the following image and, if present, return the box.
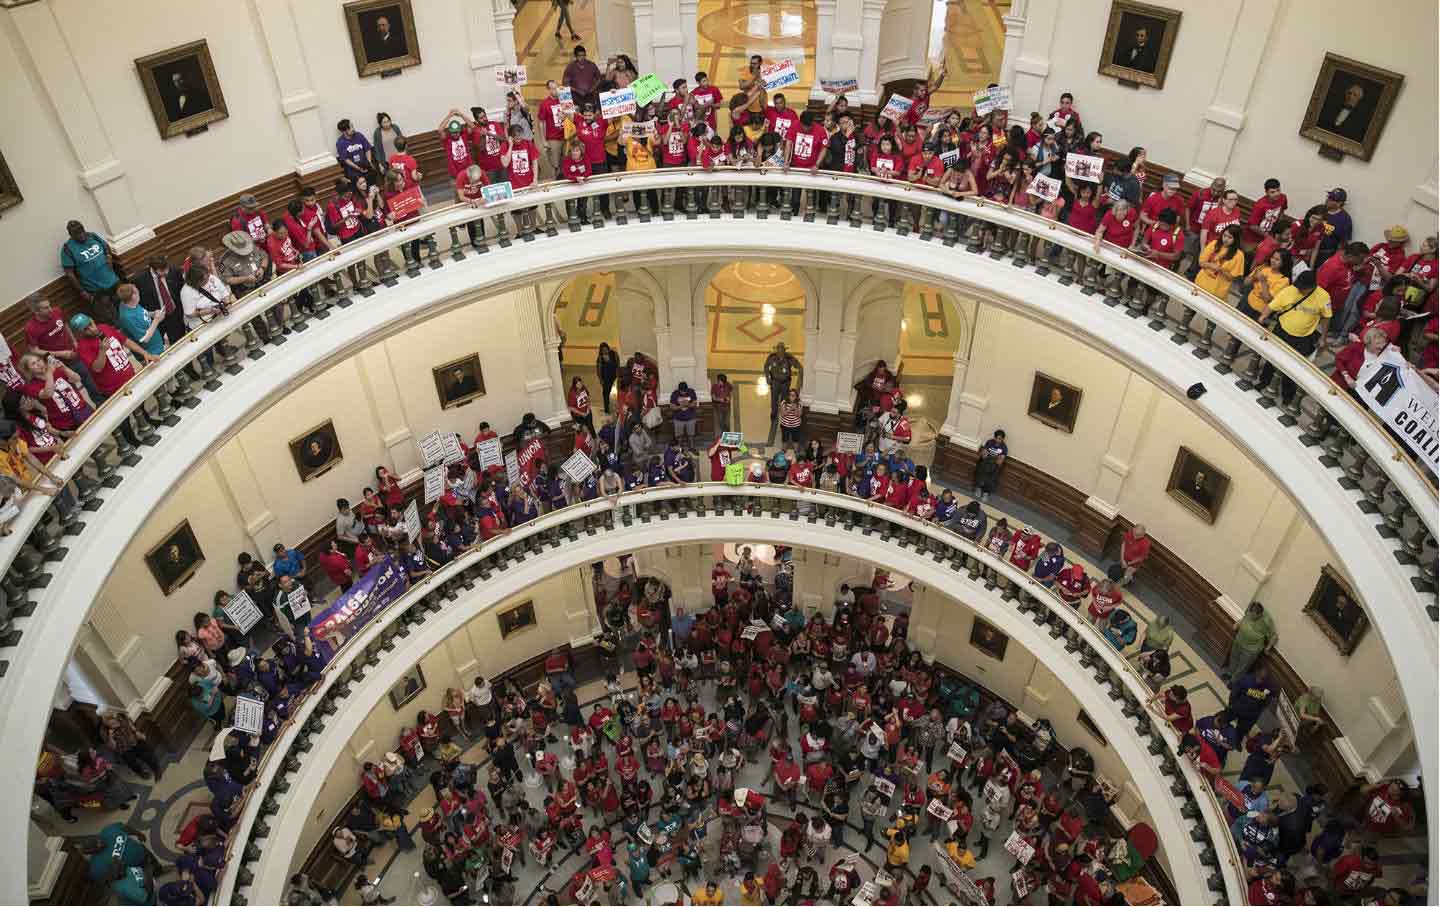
[218,483,1246,906]
[3,169,1433,901]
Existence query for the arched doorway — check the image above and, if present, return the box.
[553,272,657,414]
[703,262,808,442]
[851,281,966,461]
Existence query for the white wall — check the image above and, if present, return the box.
[1008,0,1438,244]
[876,0,934,84]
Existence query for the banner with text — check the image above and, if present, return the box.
[761,60,800,91]
[496,66,527,87]
[307,557,410,666]
[633,73,666,107]
[1355,347,1439,472]
[1064,153,1104,183]
[819,77,858,95]
[973,85,1012,115]
[600,87,637,119]
[880,94,913,123]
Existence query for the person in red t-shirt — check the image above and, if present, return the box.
[1093,198,1138,252]
[1139,174,1186,232]
[1331,847,1383,894]
[568,104,609,169]
[466,107,508,183]
[437,110,476,178]
[229,194,268,245]
[265,218,302,277]
[22,295,84,372]
[1119,524,1151,585]
[1186,176,1225,238]
[1141,209,1184,269]
[1243,178,1287,246]
[18,352,92,431]
[1317,242,1368,338]
[870,134,905,181]
[71,314,148,399]
[691,71,724,129]
[907,144,944,188]
[453,164,489,246]
[1199,189,1242,252]
[785,457,815,489]
[382,170,425,268]
[707,435,739,481]
[785,111,827,173]
[385,136,422,189]
[536,80,570,179]
[764,93,800,144]
[501,125,542,233]
[658,110,690,167]
[318,540,354,591]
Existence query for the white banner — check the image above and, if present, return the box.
[404,500,422,542]
[835,432,864,453]
[1027,173,1062,201]
[761,60,801,91]
[1004,830,1035,865]
[947,742,968,763]
[232,695,265,735]
[286,585,311,619]
[939,147,961,168]
[222,591,263,635]
[504,451,522,487]
[441,433,466,464]
[1354,347,1439,472]
[871,777,896,799]
[819,77,858,95]
[880,94,913,123]
[1064,153,1105,183]
[600,87,637,119]
[477,437,503,470]
[424,466,446,504]
[495,66,527,87]
[973,85,1012,115]
[926,798,955,820]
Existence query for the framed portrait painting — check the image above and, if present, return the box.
[1165,446,1229,524]
[1299,53,1404,161]
[1302,564,1369,655]
[432,354,486,409]
[145,520,205,595]
[135,40,229,139]
[289,420,344,482]
[1027,372,1082,433]
[344,0,422,78]
[497,600,537,640]
[969,616,1008,661]
[0,149,20,214]
[388,665,426,710]
[1097,1,1182,90]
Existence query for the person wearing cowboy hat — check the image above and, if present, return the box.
[762,342,802,421]
[217,229,282,341]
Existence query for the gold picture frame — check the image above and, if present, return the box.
[1299,53,1404,162]
[1027,372,1083,433]
[344,0,422,78]
[1077,709,1109,747]
[0,149,21,214]
[432,354,486,410]
[388,665,426,710]
[1165,446,1229,524]
[1097,1,1182,90]
[1302,564,1369,656]
[289,419,344,483]
[497,600,537,640]
[969,616,1008,661]
[135,40,229,139]
[144,519,205,596]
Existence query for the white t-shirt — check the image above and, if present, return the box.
[180,274,231,331]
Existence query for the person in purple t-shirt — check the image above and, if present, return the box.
[562,46,603,106]
[334,118,374,185]
[670,381,698,440]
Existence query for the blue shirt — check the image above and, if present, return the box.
[671,612,695,642]
[62,234,118,291]
[89,823,147,879]
[934,497,958,522]
[272,548,304,579]
[117,304,164,355]
[1033,552,1065,582]
[335,132,373,172]
[111,866,151,904]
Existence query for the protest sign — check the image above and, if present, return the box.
[740,622,764,640]
[1214,777,1245,811]
[918,106,952,127]
[973,85,1012,115]
[232,696,265,735]
[939,148,961,168]
[819,77,858,94]
[1355,347,1439,472]
[482,181,515,205]
[761,59,800,90]
[403,500,421,542]
[385,186,424,220]
[496,65,527,86]
[1027,173,1062,201]
[505,451,522,487]
[871,777,896,799]
[947,742,969,763]
[1064,153,1104,183]
[574,877,594,902]
[423,466,446,504]
[418,430,445,468]
[880,94,913,123]
[560,449,597,483]
[720,431,745,447]
[926,799,955,820]
[1012,870,1038,899]
[477,437,503,470]
[600,86,637,118]
[222,591,264,634]
[515,436,546,489]
[287,585,312,619]
[1004,830,1035,864]
[835,432,864,453]
[1277,690,1299,739]
[441,432,466,464]
[557,86,576,116]
[626,120,658,140]
[633,73,666,106]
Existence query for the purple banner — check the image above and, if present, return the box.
[307,556,410,666]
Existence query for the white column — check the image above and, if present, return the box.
[72,624,144,714]
[543,340,568,423]
[633,0,683,77]
[354,346,420,480]
[595,0,639,62]
[632,0,656,75]
[659,267,698,391]
[1084,371,1158,518]
[212,442,284,553]
[809,0,837,101]
[1006,0,1056,120]
[464,0,509,108]
[940,304,1004,447]
[492,0,519,71]
[1229,490,1298,604]
[1402,156,1439,247]
[28,820,66,901]
[876,0,933,84]
[834,331,859,410]
[10,1,154,251]
[939,349,969,436]
[855,0,886,106]
[653,327,675,393]
[801,327,826,411]
[514,287,560,416]
[810,268,847,409]
[678,0,700,78]
[997,0,1029,89]
[253,0,333,175]
[1182,0,1281,185]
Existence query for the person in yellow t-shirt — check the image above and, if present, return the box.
[884,826,911,870]
[1195,224,1246,302]
[1258,268,1331,404]
[1242,247,1293,320]
[945,835,977,870]
[691,879,725,905]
